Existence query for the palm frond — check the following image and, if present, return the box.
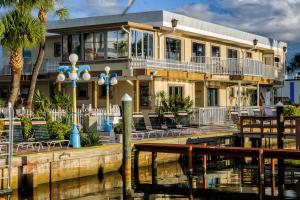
[55,7,68,21]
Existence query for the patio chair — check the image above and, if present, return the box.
[3,119,42,152]
[132,113,164,138]
[31,119,69,150]
[163,112,187,137]
[178,112,190,127]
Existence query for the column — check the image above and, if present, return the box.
[203,81,207,107]
[57,82,62,94]
[92,81,98,108]
[257,82,260,106]
[134,80,140,113]
[238,81,241,115]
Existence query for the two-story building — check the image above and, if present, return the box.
[0,10,287,114]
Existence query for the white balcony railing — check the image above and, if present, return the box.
[130,57,281,80]
[0,59,60,75]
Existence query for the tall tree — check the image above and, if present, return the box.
[0,9,42,106]
[289,53,300,72]
[26,0,68,109]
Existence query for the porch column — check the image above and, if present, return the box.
[203,81,207,107]
[257,82,260,106]
[92,80,98,108]
[57,82,62,94]
[134,80,140,113]
[238,81,241,115]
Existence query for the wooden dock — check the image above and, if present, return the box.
[134,143,300,182]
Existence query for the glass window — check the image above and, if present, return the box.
[211,46,220,57]
[143,32,153,58]
[169,86,183,99]
[62,35,68,61]
[54,42,61,57]
[77,83,88,99]
[107,30,128,59]
[228,49,238,58]
[246,52,252,59]
[99,85,112,98]
[166,38,181,61]
[140,84,150,106]
[0,86,8,99]
[208,88,218,106]
[23,49,32,72]
[62,34,82,61]
[192,42,205,63]
[84,33,94,61]
[94,32,105,60]
[131,30,153,58]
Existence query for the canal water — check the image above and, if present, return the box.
[6,159,300,199]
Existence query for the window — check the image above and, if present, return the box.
[107,30,128,59]
[207,88,218,106]
[23,49,32,71]
[246,52,252,59]
[169,86,183,99]
[274,56,280,63]
[228,49,238,58]
[0,86,8,99]
[192,42,205,63]
[166,37,181,61]
[77,83,89,99]
[143,32,153,58]
[20,87,29,99]
[54,42,61,57]
[84,32,105,61]
[140,84,150,106]
[211,46,220,57]
[62,34,82,61]
[131,30,153,58]
[99,85,113,98]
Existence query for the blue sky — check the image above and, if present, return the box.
[57,0,300,62]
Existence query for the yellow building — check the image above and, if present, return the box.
[0,10,287,116]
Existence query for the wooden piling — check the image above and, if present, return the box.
[258,149,264,182]
[276,102,285,185]
[188,146,193,175]
[122,94,133,195]
[296,119,300,149]
[151,152,158,185]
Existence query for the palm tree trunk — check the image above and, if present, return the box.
[27,39,45,109]
[8,51,23,106]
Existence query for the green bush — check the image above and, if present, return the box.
[80,128,102,147]
[21,116,32,140]
[114,122,123,134]
[47,120,71,140]
[283,105,300,116]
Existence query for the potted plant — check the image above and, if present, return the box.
[113,122,123,143]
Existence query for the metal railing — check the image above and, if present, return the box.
[0,59,60,75]
[192,107,228,125]
[130,57,281,80]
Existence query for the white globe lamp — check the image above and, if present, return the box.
[98,77,105,85]
[82,71,91,81]
[111,77,118,85]
[70,72,78,80]
[69,53,78,65]
[57,72,65,82]
[104,66,110,73]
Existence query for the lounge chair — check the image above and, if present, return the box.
[3,119,42,152]
[31,119,69,150]
[132,113,164,138]
[178,112,190,127]
[164,112,195,137]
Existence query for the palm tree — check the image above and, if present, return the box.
[26,0,68,109]
[0,9,42,106]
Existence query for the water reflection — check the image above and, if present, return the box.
[2,159,298,200]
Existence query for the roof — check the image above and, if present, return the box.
[47,10,287,51]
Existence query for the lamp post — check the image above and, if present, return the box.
[57,53,91,148]
[98,66,118,132]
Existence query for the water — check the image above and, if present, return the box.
[6,159,300,200]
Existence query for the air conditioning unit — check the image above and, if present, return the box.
[122,68,133,77]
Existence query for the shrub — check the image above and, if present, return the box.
[47,120,71,140]
[114,122,123,134]
[283,105,300,116]
[81,128,102,147]
[21,116,32,140]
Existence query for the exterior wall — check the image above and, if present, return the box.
[279,80,300,104]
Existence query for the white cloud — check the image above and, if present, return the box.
[62,0,124,18]
[176,0,300,42]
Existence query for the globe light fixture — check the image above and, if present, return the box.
[98,77,105,85]
[105,66,110,73]
[56,54,91,148]
[82,71,91,81]
[57,72,66,82]
[69,53,78,65]
[111,77,118,85]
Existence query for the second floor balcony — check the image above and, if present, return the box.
[130,56,282,81]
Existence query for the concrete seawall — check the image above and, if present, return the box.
[5,132,234,189]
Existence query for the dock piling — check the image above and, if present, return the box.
[121,94,133,195]
[276,102,285,185]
